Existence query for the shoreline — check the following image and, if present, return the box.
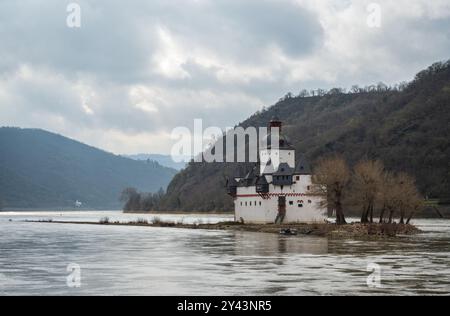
[123,211,234,215]
[0,209,445,219]
[23,219,422,238]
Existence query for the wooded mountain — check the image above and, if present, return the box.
[126,153,188,170]
[159,60,450,212]
[0,128,177,209]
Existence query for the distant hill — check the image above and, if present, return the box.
[0,128,177,210]
[159,60,450,212]
[125,154,188,171]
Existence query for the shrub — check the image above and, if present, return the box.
[99,217,110,224]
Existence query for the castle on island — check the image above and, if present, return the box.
[227,117,327,224]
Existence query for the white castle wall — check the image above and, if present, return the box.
[260,149,295,174]
[234,175,327,224]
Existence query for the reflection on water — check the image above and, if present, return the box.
[184,230,328,257]
[0,211,449,295]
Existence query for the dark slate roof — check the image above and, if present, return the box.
[260,158,272,175]
[238,165,259,187]
[294,156,311,175]
[270,116,281,122]
[261,133,295,150]
[256,175,268,185]
[273,163,294,176]
[228,177,238,187]
[244,166,257,179]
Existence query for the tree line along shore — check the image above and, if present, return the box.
[121,156,432,227]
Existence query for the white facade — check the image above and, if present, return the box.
[229,119,327,224]
[259,149,295,175]
[234,175,327,224]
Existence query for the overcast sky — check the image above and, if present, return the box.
[0,0,449,155]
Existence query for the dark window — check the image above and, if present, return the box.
[307,186,311,191]
[308,200,312,204]
[259,201,262,206]
[296,176,300,181]
[289,201,293,205]
[298,204,303,208]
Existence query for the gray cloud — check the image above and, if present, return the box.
[0,0,449,154]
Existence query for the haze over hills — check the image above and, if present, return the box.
[0,128,177,210]
[126,154,188,171]
[158,60,450,212]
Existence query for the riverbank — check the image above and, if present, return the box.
[123,210,233,215]
[25,219,421,238]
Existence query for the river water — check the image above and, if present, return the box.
[0,211,449,295]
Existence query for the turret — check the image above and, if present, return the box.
[269,116,282,132]
[259,118,295,175]
[226,177,238,196]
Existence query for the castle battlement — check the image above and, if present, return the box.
[227,118,327,224]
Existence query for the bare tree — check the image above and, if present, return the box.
[377,172,395,223]
[406,196,423,224]
[316,89,327,97]
[350,85,360,94]
[120,187,141,212]
[312,156,350,225]
[379,173,423,224]
[298,89,310,98]
[396,173,423,224]
[351,160,384,223]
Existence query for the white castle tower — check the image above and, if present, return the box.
[227,117,327,224]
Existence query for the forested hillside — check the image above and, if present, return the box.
[0,128,177,209]
[159,61,450,212]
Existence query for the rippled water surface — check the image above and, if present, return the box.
[0,211,449,295]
